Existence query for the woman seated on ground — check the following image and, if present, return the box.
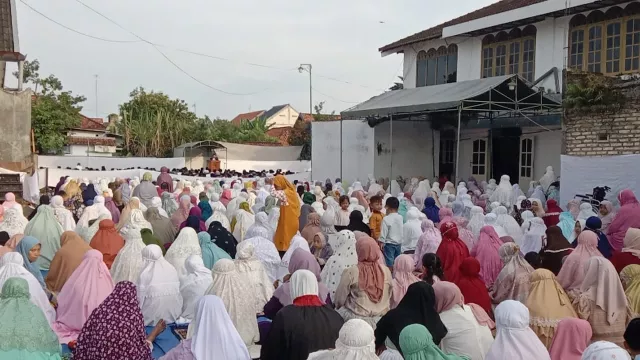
[420,253,445,284]
[45,231,92,293]
[374,282,447,358]
[491,242,534,305]
[547,318,592,360]
[556,231,603,294]
[334,236,392,329]
[399,324,468,360]
[610,228,640,273]
[231,202,255,242]
[433,281,494,360]
[538,226,572,276]
[110,227,148,283]
[484,300,550,360]
[52,249,114,344]
[585,216,613,258]
[261,269,344,360]
[179,255,212,321]
[264,248,331,319]
[205,259,259,348]
[137,244,182,326]
[72,281,166,360]
[456,257,493,317]
[390,254,421,309]
[0,278,62,360]
[307,319,379,360]
[234,241,273,310]
[159,295,250,360]
[571,256,630,347]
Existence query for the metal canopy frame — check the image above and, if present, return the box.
[174,140,228,170]
[339,74,562,182]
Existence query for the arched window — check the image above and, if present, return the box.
[569,5,640,74]
[415,45,458,87]
[481,25,537,81]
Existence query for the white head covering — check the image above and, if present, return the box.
[137,244,182,326]
[278,235,311,280]
[232,206,255,243]
[439,191,450,208]
[530,186,547,209]
[244,235,281,283]
[389,180,402,197]
[311,201,325,217]
[0,252,56,325]
[51,195,76,231]
[119,209,152,237]
[577,203,598,221]
[0,207,28,237]
[165,227,203,278]
[402,208,422,253]
[83,213,111,243]
[519,217,547,254]
[467,206,486,240]
[321,230,358,301]
[308,319,378,359]
[495,206,523,243]
[290,268,319,299]
[489,175,513,208]
[179,254,212,320]
[431,182,441,196]
[510,184,525,210]
[485,300,550,360]
[189,295,251,360]
[150,197,169,218]
[110,226,147,283]
[582,342,632,360]
[538,166,556,192]
[527,181,537,197]
[204,259,259,346]
[520,211,535,233]
[77,196,112,231]
[234,241,274,310]
[205,209,231,231]
[209,193,226,214]
[267,207,280,232]
[244,212,273,241]
[411,180,431,210]
[484,213,507,237]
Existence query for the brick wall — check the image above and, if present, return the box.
[564,87,640,156]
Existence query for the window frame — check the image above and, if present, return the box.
[481,30,536,81]
[569,7,640,75]
[415,45,458,87]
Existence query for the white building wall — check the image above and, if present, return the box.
[68,145,113,157]
[268,106,300,128]
[311,121,341,182]
[401,16,572,92]
[373,121,438,180]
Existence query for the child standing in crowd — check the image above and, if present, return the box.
[369,195,384,241]
[379,197,403,269]
[337,195,350,226]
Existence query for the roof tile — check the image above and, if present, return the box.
[379,0,546,53]
[230,110,265,126]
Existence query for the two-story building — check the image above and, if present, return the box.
[334,0,640,187]
[64,115,121,156]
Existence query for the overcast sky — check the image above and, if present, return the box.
[14,0,496,120]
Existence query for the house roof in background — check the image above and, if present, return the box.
[261,104,291,121]
[266,126,293,145]
[298,113,342,123]
[77,115,107,131]
[379,0,546,53]
[67,136,116,146]
[230,110,265,125]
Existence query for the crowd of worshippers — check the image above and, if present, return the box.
[1,165,640,359]
[47,163,294,178]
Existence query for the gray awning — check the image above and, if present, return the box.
[341,74,560,119]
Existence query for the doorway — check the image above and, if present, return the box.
[491,128,521,183]
[439,129,456,181]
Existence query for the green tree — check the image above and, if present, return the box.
[15,60,86,154]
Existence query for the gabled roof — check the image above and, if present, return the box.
[379,0,546,53]
[231,110,265,126]
[78,115,107,131]
[261,104,290,121]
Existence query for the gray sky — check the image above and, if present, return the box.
[15,0,496,120]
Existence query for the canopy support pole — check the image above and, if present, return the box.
[340,118,343,180]
[455,105,462,183]
[390,114,393,185]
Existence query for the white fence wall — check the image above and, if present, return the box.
[311,120,375,182]
[38,155,186,170]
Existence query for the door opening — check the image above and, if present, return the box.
[439,129,456,181]
[491,128,521,183]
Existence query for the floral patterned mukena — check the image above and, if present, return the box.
[73,281,152,360]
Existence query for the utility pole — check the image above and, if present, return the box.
[94,74,99,118]
[298,64,312,114]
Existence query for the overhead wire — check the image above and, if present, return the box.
[20,0,388,93]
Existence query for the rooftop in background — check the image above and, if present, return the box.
[78,115,107,131]
[230,110,265,126]
[298,113,341,123]
[261,104,289,121]
[379,0,546,53]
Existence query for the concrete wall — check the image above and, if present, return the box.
[68,145,114,157]
[311,121,341,181]
[373,121,437,180]
[0,89,31,164]
[38,155,186,169]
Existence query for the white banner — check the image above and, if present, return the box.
[559,154,640,209]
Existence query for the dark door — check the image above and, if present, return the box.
[491,128,521,183]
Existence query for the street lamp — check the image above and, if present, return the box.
[298,64,312,115]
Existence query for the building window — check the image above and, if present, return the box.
[416,44,458,87]
[440,138,455,165]
[472,139,486,176]
[520,138,533,178]
[569,4,640,75]
[481,26,537,82]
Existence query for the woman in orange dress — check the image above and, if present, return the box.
[273,175,301,253]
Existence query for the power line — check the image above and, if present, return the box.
[18,0,140,43]
[22,0,387,92]
[311,87,363,104]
